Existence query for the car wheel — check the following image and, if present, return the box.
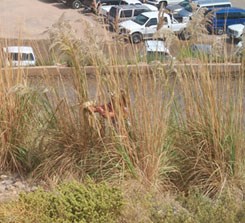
[216,28,224,35]
[130,33,142,44]
[72,0,82,9]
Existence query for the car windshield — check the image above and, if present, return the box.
[184,4,193,12]
[179,1,189,7]
[133,14,149,25]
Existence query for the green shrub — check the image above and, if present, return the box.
[1,181,123,223]
[177,189,245,223]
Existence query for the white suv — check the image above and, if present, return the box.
[146,0,183,9]
[3,46,36,67]
[99,0,157,17]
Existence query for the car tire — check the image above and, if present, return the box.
[72,0,82,9]
[130,33,142,44]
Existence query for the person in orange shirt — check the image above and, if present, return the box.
[83,90,130,134]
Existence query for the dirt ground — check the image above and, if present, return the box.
[0,0,243,40]
[0,0,110,40]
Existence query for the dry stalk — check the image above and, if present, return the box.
[153,8,178,49]
[185,3,212,42]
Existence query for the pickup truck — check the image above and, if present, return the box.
[118,11,188,43]
[227,24,244,41]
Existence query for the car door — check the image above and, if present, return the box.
[143,18,158,38]
[239,11,245,24]
[120,9,133,22]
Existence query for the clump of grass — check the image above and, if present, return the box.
[119,180,195,223]
[31,16,178,188]
[0,75,47,174]
[120,182,245,223]
[32,96,105,181]
[85,71,179,187]
[177,188,245,223]
[173,70,245,195]
[47,14,109,68]
[31,16,111,181]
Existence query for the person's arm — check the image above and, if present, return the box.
[96,106,115,118]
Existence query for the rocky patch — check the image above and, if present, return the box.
[0,174,38,203]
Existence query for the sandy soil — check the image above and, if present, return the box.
[0,0,243,40]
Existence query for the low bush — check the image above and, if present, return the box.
[177,189,245,223]
[1,181,123,223]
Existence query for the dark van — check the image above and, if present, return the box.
[207,7,245,35]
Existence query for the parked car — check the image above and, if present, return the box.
[143,40,174,62]
[61,0,84,9]
[2,46,36,67]
[108,5,155,30]
[166,0,196,14]
[61,0,119,11]
[190,43,212,55]
[176,0,232,22]
[227,23,244,40]
[146,0,183,9]
[99,0,157,17]
[206,7,245,35]
[118,11,188,43]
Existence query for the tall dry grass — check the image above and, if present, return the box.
[0,68,46,174]
[173,70,245,195]
[24,16,179,188]
[0,11,244,197]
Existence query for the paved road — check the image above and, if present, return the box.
[231,0,244,8]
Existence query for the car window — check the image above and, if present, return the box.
[133,14,149,25]
[227,12,242,20]
[103,1,119,5]
[120,1,128,5]
[109,7,118,17]
[184,4,193,12]
[240,12,245,19]
[9,53,34,61]
[120,10,133,18]
[179,1,189,7]
[22,53,34,61]
[213,4,231,8]
[145,18,157,27]
[134,9,146,16]
[99,0,120,5]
